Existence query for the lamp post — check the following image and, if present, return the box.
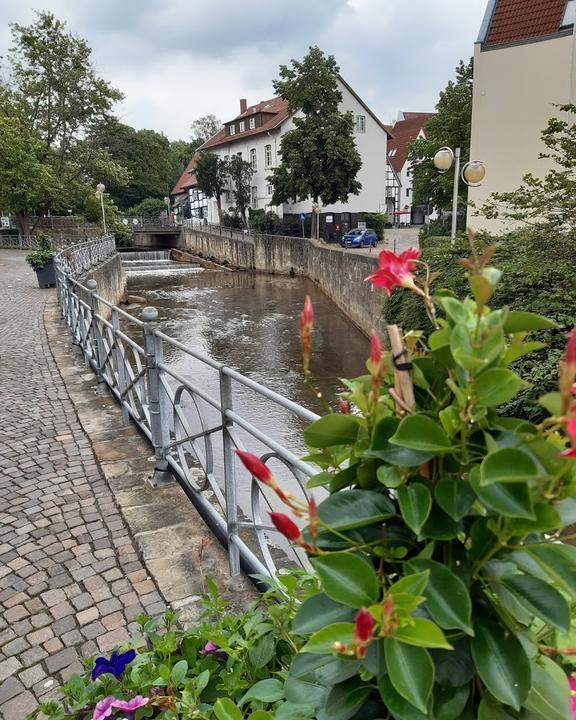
[433,148,485,247]
[164,196,171,225]
[95,183,107,235]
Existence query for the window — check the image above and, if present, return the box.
[251,186,258,209]
[267,184,273,196]
[388,148,397,157]
[239,120,246,132]
[406,188,411,197]
[236,151,242,158]
[562,0,576,27]
[265,144,272,167]
[229,124,236,136]
[249,117,256,129]
[250,148,257,170]
[356,115,366,133]
[225,189,231,202]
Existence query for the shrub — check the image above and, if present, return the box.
[25,233,54,270]
[128,198,168,221]
[364,212,388,240]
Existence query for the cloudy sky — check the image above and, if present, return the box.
[0,0,488,140]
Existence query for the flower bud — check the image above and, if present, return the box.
[234,450,272,484]
[370,332,382,367]
[270,512,302,542]
[354,608,375,643]
[300,296,314,376]
[338,398,351,415]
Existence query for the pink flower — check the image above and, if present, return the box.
[91,695,149,720]
[370,332,382,367]
[568,675,576,719]
[354,608,375,643]
[561,417,576,458]
[300,296,314,375]
[566,328,576,368]
[365,248,422,296]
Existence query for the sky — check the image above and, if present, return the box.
[0,0,488,141]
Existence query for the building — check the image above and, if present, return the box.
[386,112,435,225]
[170,151,208,220]
[468,0,576,231]
[197,77,391,239]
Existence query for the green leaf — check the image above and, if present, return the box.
[274,702,316,720]
[195,668,210,693]
[477,694,517,720]
[170,659,188,686]
[503,311,557,333]
[441,297,472,324]
[470,619,531,710]
[500,574,571,632]
[480,448,539,485]
[524,658,571,720]
[378,675,428,720]
[407,559,473,634]
[525,543,576,598]
[434,477,476,521]
[311,553,379,608]
[394,618,452,649]
[301,623,354,654]
[384,639,434,714]
[284,677,328,708]
[239,678,284,706]
[371,416,435,467]
[316,490,395,531]
[319,680,371,720]
[248,713,274,720]
[248,633,276,669]
[389,571,430,596]
[431,638,474,688]
[304,415,360,448]
[538,392,563,417]
[556,497,576,525]
[289,652,360,686]
[214,698,243,720]
[473,369,523,406]
[434,685,470,720]
[307,472,333,489]
[470,466,535,519]
[377,465,403,488]
[390,415,453,453]
[292,593,355,635]
[397,483,432,534]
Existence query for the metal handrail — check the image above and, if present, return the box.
[54,236,319,579]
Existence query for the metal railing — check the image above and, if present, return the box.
[182,218,255,243]
[0,235,94,250]
[54,237,318,579]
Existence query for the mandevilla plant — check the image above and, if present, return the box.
[237,237,576,720]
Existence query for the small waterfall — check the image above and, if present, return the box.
[121,249,202,275]
[121,250,172,263]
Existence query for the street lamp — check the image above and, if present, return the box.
[433,147,485,246]
[95,183,107,235]
[164,196,171,224]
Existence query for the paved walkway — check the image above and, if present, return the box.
[0,252,165,718]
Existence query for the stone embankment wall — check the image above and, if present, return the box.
[182,228,384,336]
[78,252,127,317]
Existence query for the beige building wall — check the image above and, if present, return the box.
[468,32,575,232]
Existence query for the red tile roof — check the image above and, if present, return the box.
[199,97,290,151]
[387,112,435,174]
[171,151,202,197]
[484,0,567,47]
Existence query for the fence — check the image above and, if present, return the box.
[0,235,92,251]
[182,218,255,243]
[54,237,318,579]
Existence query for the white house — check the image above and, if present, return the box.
[197,77,391,239]
[386,112,435,225]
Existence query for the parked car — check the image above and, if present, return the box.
[339,228,378,248]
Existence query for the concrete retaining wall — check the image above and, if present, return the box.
[79,253,127,318]
[182,228,384,336]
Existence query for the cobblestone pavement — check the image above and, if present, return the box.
[0,252,166,719]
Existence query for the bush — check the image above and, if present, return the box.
[128,198,167,221]
[384,230,575,421]
[221,208,244,229]
[25,233,54,270]
[113,221,134,248]
[364,212,388,240]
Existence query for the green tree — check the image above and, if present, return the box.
[408,58,473,211]
[195,152,229,225]
[190,114,221,146]
[169,139,195,186]
[479,104,576,232]
[269,46,362,239]
[127,197,168,221]
[227,155,253,228]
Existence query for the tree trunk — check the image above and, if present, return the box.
[216,195,223,226]
[16,211,29,241]
[310,197,319,241]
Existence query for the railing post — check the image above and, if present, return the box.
[67,276,80,345]
[111,307,130,424]
[86,279,107,393]
[219,369,241,576]
[142,307,172,487]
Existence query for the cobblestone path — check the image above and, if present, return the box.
[0,252,165,719]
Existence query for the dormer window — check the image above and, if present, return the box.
[239,120,246,132]
[229,124,236,136]
[249,117,256,130]
[388,148,397,157]
[562,0,576,28]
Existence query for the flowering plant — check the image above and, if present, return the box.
[235,237,576,719]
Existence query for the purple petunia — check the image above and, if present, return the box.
[201,641,227,661]
[91,650,137,681]
[91,695,149,720]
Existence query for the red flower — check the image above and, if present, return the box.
[234,450,273,484]
[300,295,314,331]
[365,248,422,296]
[354,608,375,643]
[270,512,301,542]
[338,398,351,414]
[300,296,314,376]
[566,328,576,368]
[561,417,576,458]
[370,332,382,366]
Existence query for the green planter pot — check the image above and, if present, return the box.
[34,259,56,288]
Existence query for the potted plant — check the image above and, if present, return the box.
[26,234,56,287]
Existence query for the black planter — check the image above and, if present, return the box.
[35,259,56,288]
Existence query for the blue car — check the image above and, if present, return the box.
[340,228,378,248]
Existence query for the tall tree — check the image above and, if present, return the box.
[227,155,253,228]
[407,58,473,211]
[269,46,362,239]
[190,114,221,146]
[195,152,229,225]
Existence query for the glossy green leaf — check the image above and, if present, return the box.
[470,466,534,519]
[538,392,563,417]
[477,694,517,720]
[390,415,453,453]
[304,414,360,448]
[284,677,328,708]
[378,675,428,720]
[407,559,473,634]
[473,369,523,407]
[434,684,470,720]
[377,464,403,488]
[503,310,557,333]
[214,698,243,720]
[319,680,371,720]
[525,543,576,598]
[524,659,571,720]
[500,574,570,632]
[248,712,274,720]
[301,623,355,654]
[311,552,379,608]
[289,652,360,686]
[274,702,316,720]
[239,679,284,705]
[371,416,435,467]
[470,619,531,710]
[556,497,576,525]
[434,477,476,521]
[504,340,546,365]
[441,297,472,324]
[293,593,355,635]
[389,571,430,596]
[316,490,395,531]
[394,618,452,649]
[307,472,333,489]
[249,633,276,669]
[421,504,462,540]
[480,448,539,485]
[170,659,188,686]
[397,483,432,534]
[511,503,562,533]
[431,638,475,688]
[384,639,434,713]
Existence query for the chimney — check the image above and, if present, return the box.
[240,98,247,114]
